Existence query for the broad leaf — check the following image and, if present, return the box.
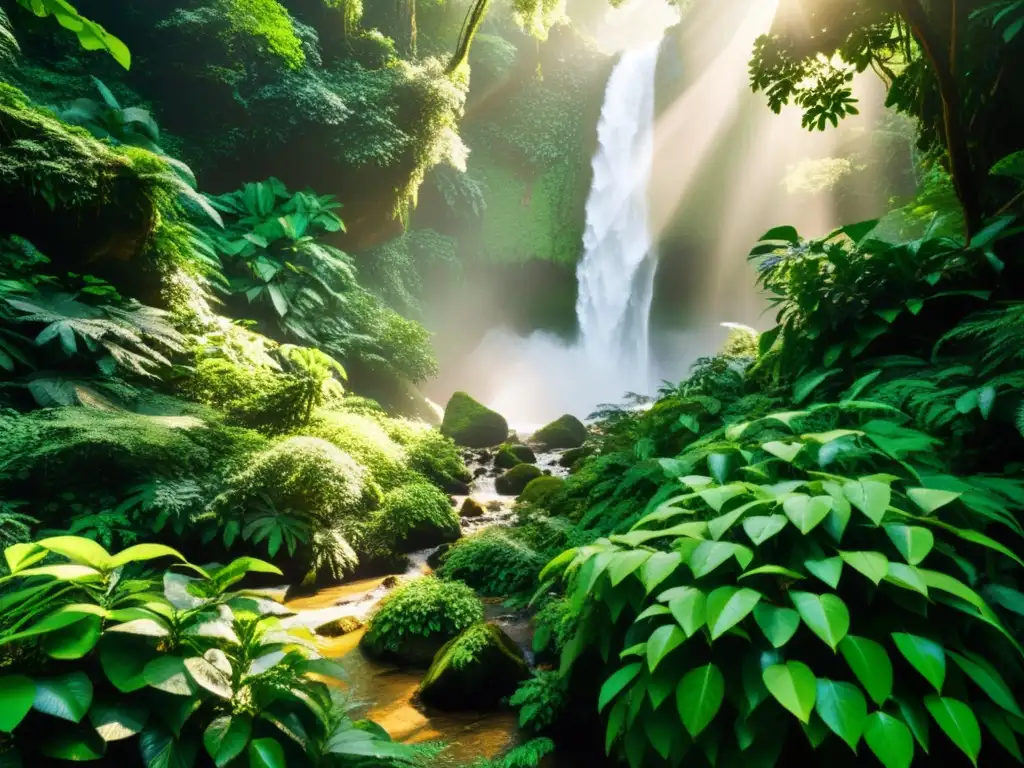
[599,664,642,712]
[0,676,35,732]
[204,715,253,767]
[892,633,945,693]
[647,625,686,672]
[885,524,934,565]
[144,657,196,697]
[706,587,762,640]
[791,591,849,651]
[864,712,914,768]
[763,662,816,723]
[90,700,149,741]
[742,515,788,545]
[783,495,833,534]
[607,551,653,587]
[924,696,981,766]
[640,552,683,595]
[908,488,961,514]
[816,678,868,752]
[248,737,286,768]
[32,672,92,723]
[753,603,800,648]
[667,588,706,637]
[844,479,891,525]
[804,557,843,589]
[839,551,888,585]
[840,635,892,706]
[676,663,725,738]
[947,650,1023,718]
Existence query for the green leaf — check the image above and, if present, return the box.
[32,672,92,723]
[907,488,961,513]
[42,614,102,659]
[185,651,233,699]
[34,536,110,569]
[804,557,843,589]
[977,704,1023,762]
[0,676,35,732]
[790,591,849,651]
[763,441,804,463]
[783,495,833,534]
[107,544,186,570]
[742,515,788,545]
[140,724,198,768]
[816,678,868,752]
[947,650,1023,718]
[248,738,286,768]
[794,369,843,404]
[690,541,752,578]
[667,588,707,636]
[739,565,804,581]
[90,699,148,741]
[599,664,642,712]
[39,729,106,761]
[763,661,817,723]
[753,603,800,648]
[706,587,762,640]
[607,551,653,587]
[839,636,892,706]
[758,225,800,244]
[884,525,934,565]
[864,712,914,768]
[892,633,945,693]
[647,625,686,672]
[676,664,725,738]
[100,636,152,693]
[839,551,888,585]
[640,552,683,595]
[885,563,929,596]
[924,695,981,766]
[204,715,253,767]
[895,696,930,753]
[708,501,771,540]
[144,657,196,697]
[844,479,891,525]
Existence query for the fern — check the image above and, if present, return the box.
[0,7,19,61]
[938,303,1024,375]
[116,477,206,536]
[0,501,36,550]
[468,738,556,768]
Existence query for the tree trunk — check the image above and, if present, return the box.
[896,0,982,238]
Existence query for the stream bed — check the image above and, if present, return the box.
[285,445,570,764]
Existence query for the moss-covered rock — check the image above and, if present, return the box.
[559,446,591,468]
[495,463,543,495]
[370,483,462,553]
[417,623,529,709]
[531,414,587,449]
[315,616,365,637]
[362,576,484,667]
[495,443,537,469]
[517,476,566,506]
[440,391,508,448]
[460,498,486,518]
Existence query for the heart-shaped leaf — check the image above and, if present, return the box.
[90,699,149,742]
[706,587,762,640]
[892,633,945,693]
[791,591,849,651]
[805,557,843,588]
[676,663,724,738]
[844,479,890,525]
[753,604,800,648]
[839,551,888,585]
[864,712,914,768]
[816,678,868,752]
[840,635,892,706]
[204,714,253,767]
[763,661,817,723]
[908,488,961,514]
[32,672,92,723]
[783,495,833,534]
[884,524,934,565]
[742,515,788,545]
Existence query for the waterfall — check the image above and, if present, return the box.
[575,42,661,394]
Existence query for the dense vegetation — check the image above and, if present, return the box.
[1,0,1023,767]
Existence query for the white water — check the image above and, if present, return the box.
[472,44,662,424]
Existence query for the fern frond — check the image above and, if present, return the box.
[0,7,19,62]
[938,303,1024,375]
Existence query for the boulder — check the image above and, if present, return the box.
[460,498,486,518]
[495,443,537,469]
[517,476,566,506]
[532,414,588,449]
[315,616,365,638]
[417,623,529,709]
[442,477,471,495]
[559,446,590,468]
[495,463,543,495]
[440,392,509,448]
[427,544,451,570]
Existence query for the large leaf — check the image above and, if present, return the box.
[763,661,817,723]
[844,479,891,525]
[816,678,868,752]
[41,614,102,659]
[107,544,186,570]
[742,515,788,545]
[144,657,196,697]
[892,633,945,693]
[804,557,843,588]
[676,663,725,738]
[90,699,149,741]
[790,591,849,651]
[839,551,888,585]
[607,551,652,587]
[948,650,1023,718]
[599,664,641,712]
[783,495,833,534]
[884,525,934,565]
[647,625,686,672]
[706,587,762,640]
[690,541,752,578]
[100,636,153,693]
[39,729,106,761]
[185,650,233,699]
[924,696,981,766]
[753,603,800,648]
[204,715,253,767]
[667,588,706,637]
[248,738,286,768]
[839,635,892,706]
[907,488,961,514]
[32,672,92,723]
[640,552,683,595]
[864,712,914,768]
[0,676,35,732]
[139,724,198,768]
[34,536,110,569]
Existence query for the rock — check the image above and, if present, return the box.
[417,623,529,709]
[495,443,537,469]
[473,467,488,478]
[382,575,403,589]
[485,500,504,512]
[315,616,365,638]
[442,478,471,495]
[495,463,543,495]
[427,544,451,570]
[531,414,588,449]
[460,498,486,518]
[517,476,566,506]
[476,450,492,463]
[559,446,590,468]
[449,496,458,506]
[440,392,509,448]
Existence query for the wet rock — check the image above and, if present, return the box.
[315,616,365,637]
[449,496,458,506]
[495,463,543,495]
[460,498,486,518]
[382,575,402,589]
[417,623,529,709]
[531,414,588,449]
[442,478,471,495]
[476,450,492,463]
[427,543,450,570]
[495,443,537,469]
[473,467,488,478]
[517,476,566,506]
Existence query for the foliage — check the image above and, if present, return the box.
[465,738,556,768]
[309,409,414,492]
[497,443,536,469]
[9,0,130,68]
[356,228,458,317]
[509,670,568,732]
[218,0,306,69]
[396,423,472,491]
[436,527,546,596]
[545,399,1024,766]
[369,482,461,554]
[361,576,483,661]
[518,476,565,507]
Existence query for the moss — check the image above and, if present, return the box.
[440,391,509,448]
[218,0,305,69]
[559,446,591,469]
[459,498,486,518]
[496,443,536,469]
[418,623,529,709]
[517,476,565,507]
[310,409,413,492]
[436,527,546,596]
[532,414,587,449]
[495,463,543,495]
[384,419,471,490]
[361,576,484,666]
[370,482,461,553]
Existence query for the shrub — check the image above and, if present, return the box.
[496,463,543,495]
[497,443,537,468]
[531,414,587,449]
[310,409,413,492]
[510,670,570,733]
[393,421,472,490]
[361,576,484,666]
[371,482,461,553]
[546,402,1024,766]
[437,527,546,596]
[441,391,509,447]
[518,476,565,507]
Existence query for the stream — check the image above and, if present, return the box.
[284,444,571,765]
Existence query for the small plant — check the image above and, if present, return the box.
[437,528,546,597]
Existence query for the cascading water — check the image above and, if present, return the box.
[575,42,661,393]
[468,43,663,426]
